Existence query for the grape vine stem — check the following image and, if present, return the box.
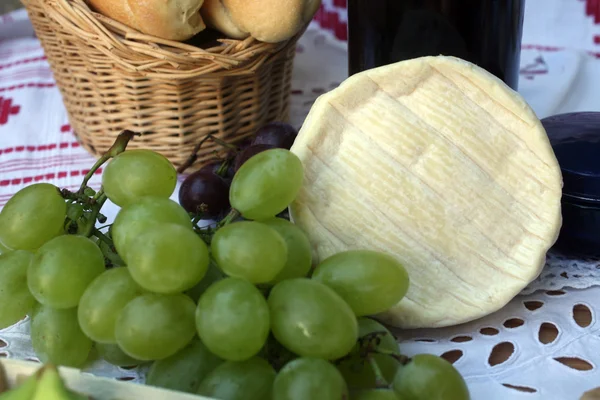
[177,134,215,174]
[79,193,107,237]
[177,133,239,174]
[370,349,410,366]
[366,353,390,389]
[216,209,240,228]
[78,130,138,195]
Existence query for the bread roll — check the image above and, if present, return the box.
[200,0,246,39]
[87,0,206,41]
[201,0,321,43]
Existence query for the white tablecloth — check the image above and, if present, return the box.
[1,1,600,399]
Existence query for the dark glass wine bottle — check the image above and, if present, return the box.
[347,0,526,90]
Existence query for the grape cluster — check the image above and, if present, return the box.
[0,127,470,400]
[178,122,299,219]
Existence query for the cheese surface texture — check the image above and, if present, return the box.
[289,56,563,329]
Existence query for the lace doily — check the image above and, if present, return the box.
[525,251,600,295]
[397,287,600,400]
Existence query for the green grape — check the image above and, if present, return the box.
[312,250,410,317]
[115,293,196,361]
[197,357,275,400]
[0,183,66,251]
[96,342,142,367]
[112,196,192,262]
[185,261,225,303]
[351,389,400,400]
[392,354,470,400]
[337,318,400,390]
[261,218,312,283]
[78,267,146,343]
[272,357,348,400]
[31,305,92,368]
[268,278,358,360]
[0,240,11,255]
[146,338,223,393]
[127,223,209,293]
[211,221,286,283]
[0,250,36,329]
[230,148,304,220]
[102,149,177,207]
[28,235,105,309]
[196,278,270,361]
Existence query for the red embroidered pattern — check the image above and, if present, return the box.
[585,0,600,23]
[313,4,348,41]
[0,97,20,125]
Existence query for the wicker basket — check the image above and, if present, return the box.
[21,0,302,170]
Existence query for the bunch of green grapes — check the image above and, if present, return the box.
[0,144,186,368]
[0,132,470,400]
[150,147,469,400]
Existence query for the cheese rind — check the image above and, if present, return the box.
[289,56,563,329]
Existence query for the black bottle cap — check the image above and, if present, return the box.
[542,112,600,202]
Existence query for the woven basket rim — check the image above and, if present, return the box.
[25,0,303,77]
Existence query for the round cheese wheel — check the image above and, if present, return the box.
[289,56,563,329]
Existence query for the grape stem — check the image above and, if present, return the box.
[216,159,230,177]
[79,193,107,237]
[366,353,390,389]
[78,130,139,195]
[92,188,105,201]
[192,208,239,245]
[177,133,238,174]
[92,228,112,245]
[359,332,409,366]
[209,135,238,151]
[216,209,240,228]
[93,228,124,267]
[370,348,410,366]
[177,134,216,174]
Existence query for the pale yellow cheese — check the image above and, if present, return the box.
[289,56,563,329]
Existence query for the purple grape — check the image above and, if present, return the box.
[233,144,275,172]
[237,137,254,151]
[179,170,230,219]
[251,122,298,150]
[198,159,237,183]
[199,161,224,176]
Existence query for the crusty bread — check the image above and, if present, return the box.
[200,0,246,39]
[87,0,206,41]
[201,0,321,43]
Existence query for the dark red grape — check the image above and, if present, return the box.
[199,159,237,183]
[179,170,230,219]
[237,137,254,151]
[234,144,275,172]
[199,161,224,176]
[251,122,298,150]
